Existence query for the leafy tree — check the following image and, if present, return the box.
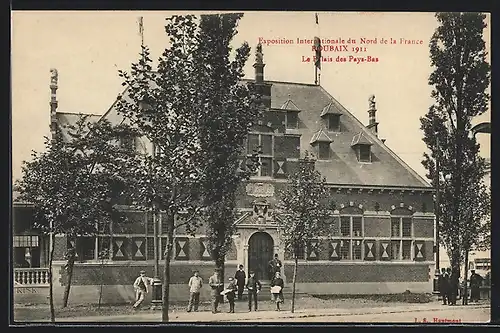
[116,15,205,322]
[420,12,490,285]
[193,13,263,285]
[275,153,332,313]
[15,116,136,321]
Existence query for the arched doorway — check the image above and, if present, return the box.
[248,232,274,281]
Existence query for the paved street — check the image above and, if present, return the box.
[21,303,489,324]
[247,307,490,323]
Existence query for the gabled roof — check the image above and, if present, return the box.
[320,101,343,117]
[59,74,430,188]
[56,112,102,141]
[351,132,373,147]
[249,79,430,187]
[279,99,301,112]
[310,129,333,144]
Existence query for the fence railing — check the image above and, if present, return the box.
[14,268,50,286]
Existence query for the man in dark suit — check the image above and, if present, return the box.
[246,270,262,311]
[234,264,246,301]
[439,267,449,305]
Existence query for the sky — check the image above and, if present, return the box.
[11,11,491,183]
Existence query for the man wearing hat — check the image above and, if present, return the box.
[224,277,238,313]
[208,268,224,313]
[133,270,153,309]
[245,270,262,311]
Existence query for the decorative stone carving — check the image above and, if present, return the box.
[253,200,270,224]
[246,183,275,197]
[368,94,376,110]
[50,68,58,86]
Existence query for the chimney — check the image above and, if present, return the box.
[366,94,378,136]
[253,43,272,108]
[49,68,59,141]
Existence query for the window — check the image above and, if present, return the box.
[13,236,39,248]
[328,114,340,132]
[358,145,371,162]
[293,242,305,259]
[286,112,298,129]
[340,240,350,259]
[260,157,272,177]
[120,135,135,151]
[318,142,330,159]
[247,133,274,177]
[247,133,272,155]
[338,215,364,260]
[390,216,414,261]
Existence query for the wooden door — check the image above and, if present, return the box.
[248,232,274,281]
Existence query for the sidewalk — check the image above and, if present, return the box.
[54,302,490,323]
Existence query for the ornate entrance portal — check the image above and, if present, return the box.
[248,232,274,281]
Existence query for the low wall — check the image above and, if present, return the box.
[14,261,434,305]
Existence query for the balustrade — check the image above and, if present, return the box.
[14,268,49,286]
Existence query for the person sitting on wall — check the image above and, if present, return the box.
[133,270,153,310]
[268,254,282,280]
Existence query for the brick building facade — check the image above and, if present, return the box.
[13,45,436,305]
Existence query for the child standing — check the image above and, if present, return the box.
[224,277,238,313]
[270,271,284,311]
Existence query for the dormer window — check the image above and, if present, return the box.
[119,135,136,151]
[358,145,371,162]
[321,101,342,132]
[280,99,301,130]
[351,132,373,163]
[285,111,298,129]
[310,130,333,160]
[318,142,330,159]
[327,114,340,132]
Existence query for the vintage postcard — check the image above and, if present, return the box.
[11,11,491,324]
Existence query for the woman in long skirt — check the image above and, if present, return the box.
[270,271,284,311]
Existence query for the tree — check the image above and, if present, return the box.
[116,15,205,322]
[420,12,490,284]
[275,153,332,313]
[15,116,136,321]
[193,13,263,284]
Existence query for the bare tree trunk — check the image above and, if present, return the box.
[62,246,76,308]
[291,257,298,313]
[161,213,174,322]
[463,249,469,305]
[48,236,56,323]
[216,256,225,304]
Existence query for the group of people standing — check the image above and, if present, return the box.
[438,267,484,305]
[186,254,285,314]
[131,254,286,313]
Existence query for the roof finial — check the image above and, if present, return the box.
[368,94,376,110]
[256,43,263,63]
[253,43,265,83]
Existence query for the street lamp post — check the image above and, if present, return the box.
[434,135,441,293]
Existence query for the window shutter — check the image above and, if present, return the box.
[329,240,341,261]
[364,240,376,261]
[414,241,425,261]
[274,159,287,178]
[379,241,391,261]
